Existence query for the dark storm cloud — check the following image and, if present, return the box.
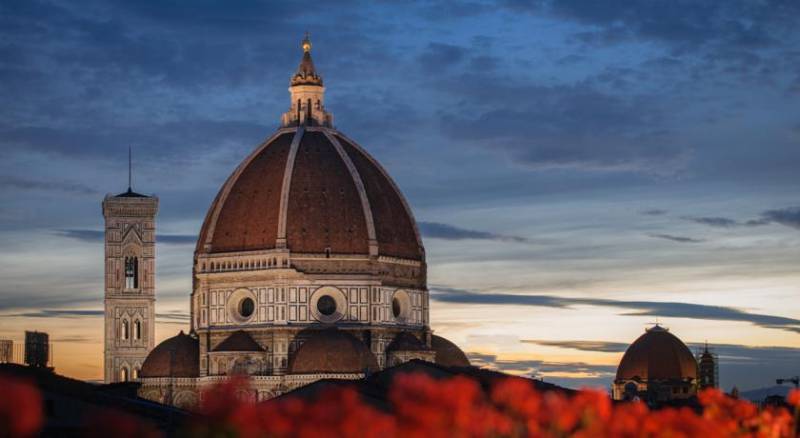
[418,222,530,243]
[0,176,98,195]
[55,229,196,245]
[431,286,800,334]
[646,233,704,243]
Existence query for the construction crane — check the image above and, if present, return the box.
[776,376,799,389]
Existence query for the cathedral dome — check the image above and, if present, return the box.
[140,331,199,378]
[288,329,378,374]
[195,36,423,262]
[431,335,470,367]
[196,130,423,260]
[616,325,697,381]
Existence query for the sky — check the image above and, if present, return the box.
[0,0,799,391]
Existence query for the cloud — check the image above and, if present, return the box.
[0,176,98,195]
[502,0,800,51]
[418,221,531,243]
[431,286,800,334]
[678,207,800,230]
[522,340,629,353]
[640,209,668,216]
[646,233,705,243]
[437,79,689,176]
[683,216,739,228]
[4,309,104,318]
[760,206,800,230]
[55,229,196,245]
[467,352,616,389]
[417,43,467,73]
[507,340,800,390]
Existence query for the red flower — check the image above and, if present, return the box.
[788,389,800,407]
[0,376,42,438]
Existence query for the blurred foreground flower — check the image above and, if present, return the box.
[0,376,42,438]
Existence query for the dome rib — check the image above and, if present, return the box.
[197,129,295,253]
[324,130,378,254]
[276,127,306,248]
[285,129,369,254]
[337,133,424,260]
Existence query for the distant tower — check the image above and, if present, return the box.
[102,149,158,383]
[697,343,718,390]
[24,331,50,368]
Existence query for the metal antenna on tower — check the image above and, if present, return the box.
[128,146,133,192]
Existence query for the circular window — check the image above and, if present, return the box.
[317,295,336,316]
[391,290,411,322]
[239,297,255,318]
[392,297,401,318]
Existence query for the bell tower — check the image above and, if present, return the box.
[102,149,158,383]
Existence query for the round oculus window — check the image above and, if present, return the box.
[239,297,255,318]
[392,297,401,318]
[316,295,337,316]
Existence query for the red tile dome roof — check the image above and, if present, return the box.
[195,128,424,261]
[431,335,470,367]
[616,325,697,381]
[140,331,199,378]
[288,329,378,374]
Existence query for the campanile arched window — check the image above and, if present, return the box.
[125,256,138,289]
[134,320,141,340]
[121,320,129,340]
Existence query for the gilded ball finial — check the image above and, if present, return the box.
[302,32,311,53]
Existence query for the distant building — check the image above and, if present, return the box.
[612,325,698,403]
[0,340,12,363]
[102,159,158,383]
[24,331,50,368]
[697,344,718,390]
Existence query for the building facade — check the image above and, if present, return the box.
[137,36,469,408]
[102,185,158,383]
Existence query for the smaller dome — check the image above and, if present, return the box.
[288,329,378,374]
[140,331,199,378]
[212,330,265,352]
[431,335,470,367]
[616,325,697,381]
[387,332,429,352]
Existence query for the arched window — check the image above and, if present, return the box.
[120,367,129,382]
[132,367,139,380]
[121,320,129,340]
[124,256,138,289]
[134,320,141,340]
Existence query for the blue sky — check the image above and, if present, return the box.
[0,0,798,391]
